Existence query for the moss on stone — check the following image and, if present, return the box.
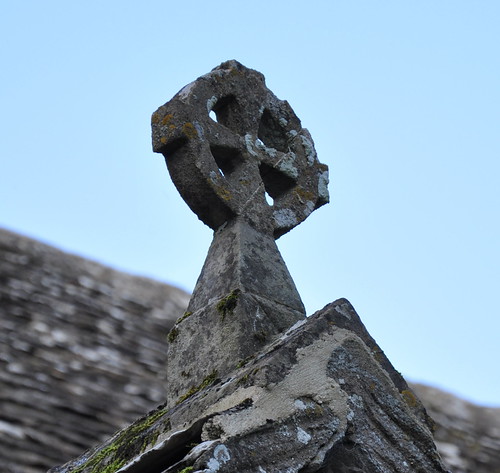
[216,289,240,320]
[167,326,179,343]
[72,407,170,473]
[176,311,192,325]
[176,370,218,405]
[237,367,260,387]
[236,355,254,369]
[237,373,250,385]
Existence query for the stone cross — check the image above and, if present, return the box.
[152,61,330,403]
[152,61,329,238]
[46,62,449,473]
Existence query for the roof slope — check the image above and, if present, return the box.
[412,383,500,473]
[0,227,498,472]
[0,228,189,472]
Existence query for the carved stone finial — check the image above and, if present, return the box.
[152,61,330,404]
[45,62,449,473]
[152,59,329,239]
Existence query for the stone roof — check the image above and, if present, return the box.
[412,383,500,473]
[0,227,498,472]
[0,228,189,472]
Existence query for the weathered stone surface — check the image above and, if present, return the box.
[164,289,303,408]
[0,227,189,473]
[50,299,449,473]
[1,228,498,472]
[153,60,329,403]
[187,219,304,315]
[0,60,482,473]
[152,60,329,239]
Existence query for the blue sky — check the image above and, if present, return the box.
[1,1,499,406]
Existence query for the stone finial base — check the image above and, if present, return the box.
[162,218,306,406]
[164,289,304,408]
[51,299,450,473]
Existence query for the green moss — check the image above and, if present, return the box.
[142,428,161,453]
[167,326,179,343]
[73,444,123,473]
[72,407,170,473]
[236,355,254,369]
[237,367,260,386]
[176,370,218,405]
[178,467,194,473]
[100,459,127,473]
[237,373,250,385]
[216,289,240,320]
[176,311,192,325]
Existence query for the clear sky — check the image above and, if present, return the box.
[1,1,499,406]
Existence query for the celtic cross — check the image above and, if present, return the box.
[152,60,329,239]
[152,60,329,317]
[152,61,330,402]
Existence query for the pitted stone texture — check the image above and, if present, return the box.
[51,299,449,473]
[152,59,329,239]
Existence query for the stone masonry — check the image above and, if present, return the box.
[47,61,451,472]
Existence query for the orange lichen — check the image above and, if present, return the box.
[151,112,161,125]
[401,389,418,408]
[294,187,315,202]
[182,122,198,139]
[161,114,174,126]
[215,186,232,201]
